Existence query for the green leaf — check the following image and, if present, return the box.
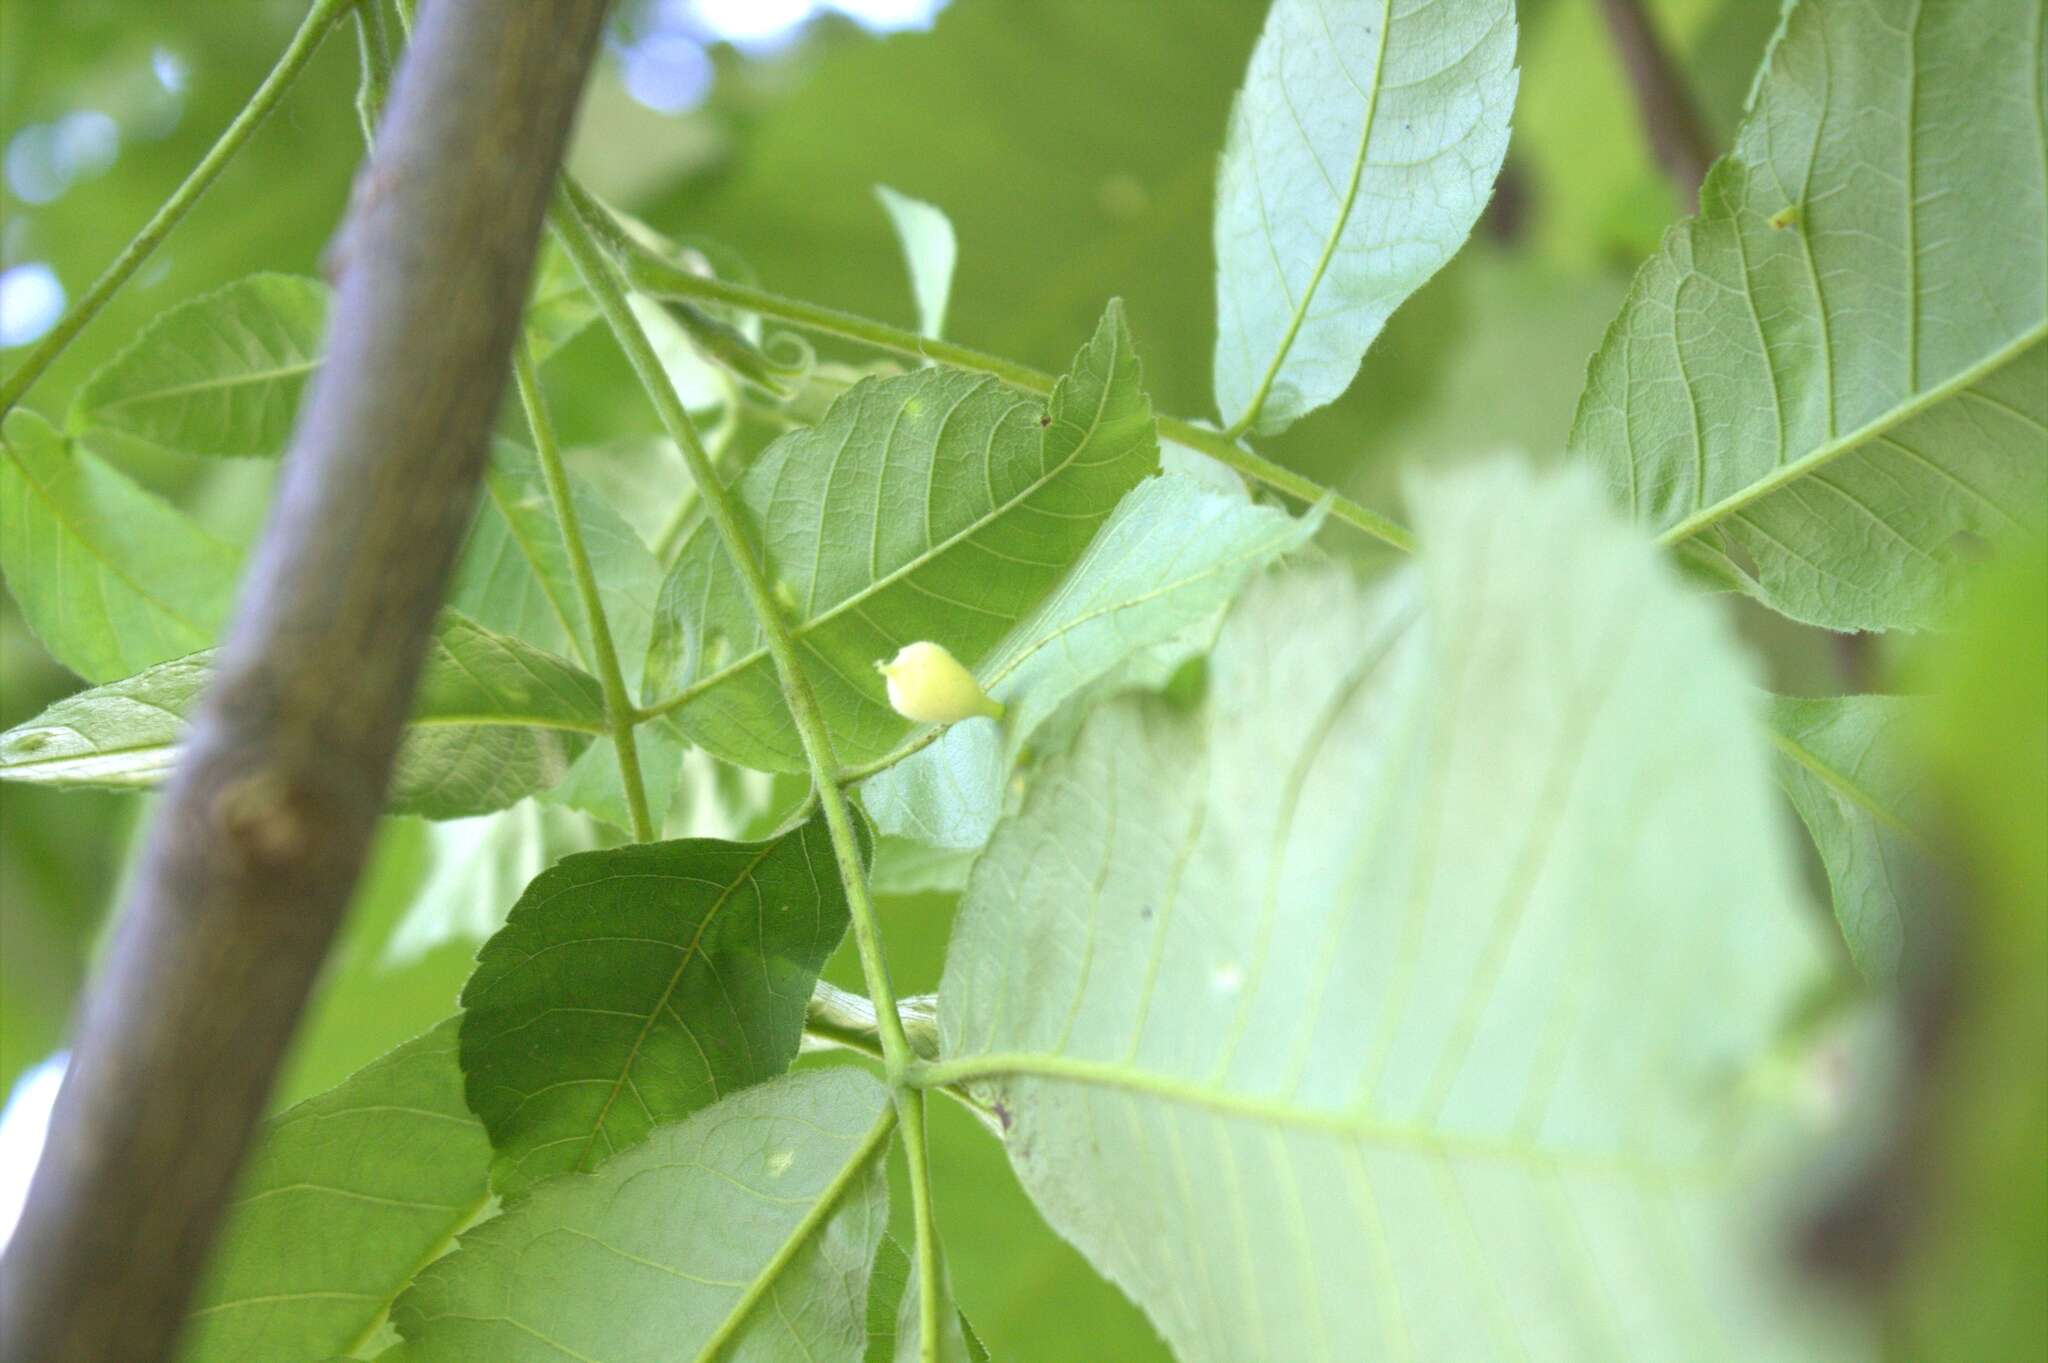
[936,461,1861,1361]
[1769,694,1933,984]
[862,473,1321,849]
[864,1237,987,1363]
[177,1020,491,1363]
[386,1070,894,1363]
[1211,0,1518,435]
[875,184,958,341]
[524,239,599,363]
[0,408,242,683]
[1569,0,2048,631]
[71,273,328,459]
[449,439,674,830]
[457,809,854,1197]
[0,614,605,819]
[648,301,1157,773]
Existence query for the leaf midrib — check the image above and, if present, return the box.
[1768,723,1928,851]
[1,710,608,777]
[1227,0,1396,434]
[90,355,320,414]
[924,1052,1732,1188]
[658,336,1131,715]
[686,1102,897,1363]
[1657,322,2047,546]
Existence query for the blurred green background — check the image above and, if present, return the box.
[2,1,2036,1356]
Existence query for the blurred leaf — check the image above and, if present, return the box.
[1569,0,2048,631]
[458,809,853,1197]
[387,1070,893,1363]
[0,614,605,819]
[1769,695,1934,983]
[0,408,241,682]
[938,462,1859,1360]
[71,273,327,459]
[862,473,1320,850]
[1212,0,1517,435]
[179,1020,491,1363]
[874,184,957,341]
[1887,538,2048,1356]
[648,302,1156,773]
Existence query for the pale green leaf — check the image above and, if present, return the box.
[862,473,1321,849]
[457,810,853,1196]
[0,614,605,819]
[71,273,327,459]
[386,1070,893,1363]
[937,461,1864,1362]
[0,408,241,683]
[1570,0,2048,631]
[648,301,1157,773]
[1770,694,1934,983]
[875,184,958,341]
[1212,0,1518,435]
[177,1020,491,1363]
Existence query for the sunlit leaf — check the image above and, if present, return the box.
[0,614,605,819]
[70,273,327,459]
[457,809,853,1196]
[1570,0,2048,631]
[386,1070,893,1363]
[937,461,1862,1361]
[1211,0,1518,435]
[648,301,1157,773]
[0,409,241,683]
[178,1020,491,1363]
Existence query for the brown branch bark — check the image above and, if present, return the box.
[0,4,609,1361]
[1597,0,1717,211]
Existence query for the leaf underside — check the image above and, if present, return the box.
[1570,0,2048,631]
[649,300,1158,773]
[939,461,1861,1362]
[1211,0,1518,435]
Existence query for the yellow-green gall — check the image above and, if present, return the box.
[875,641,1003,725]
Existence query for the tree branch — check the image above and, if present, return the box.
[0,5,609,1362]
[1596,0,1717,211]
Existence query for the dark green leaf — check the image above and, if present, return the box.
[458,809,854,1196]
